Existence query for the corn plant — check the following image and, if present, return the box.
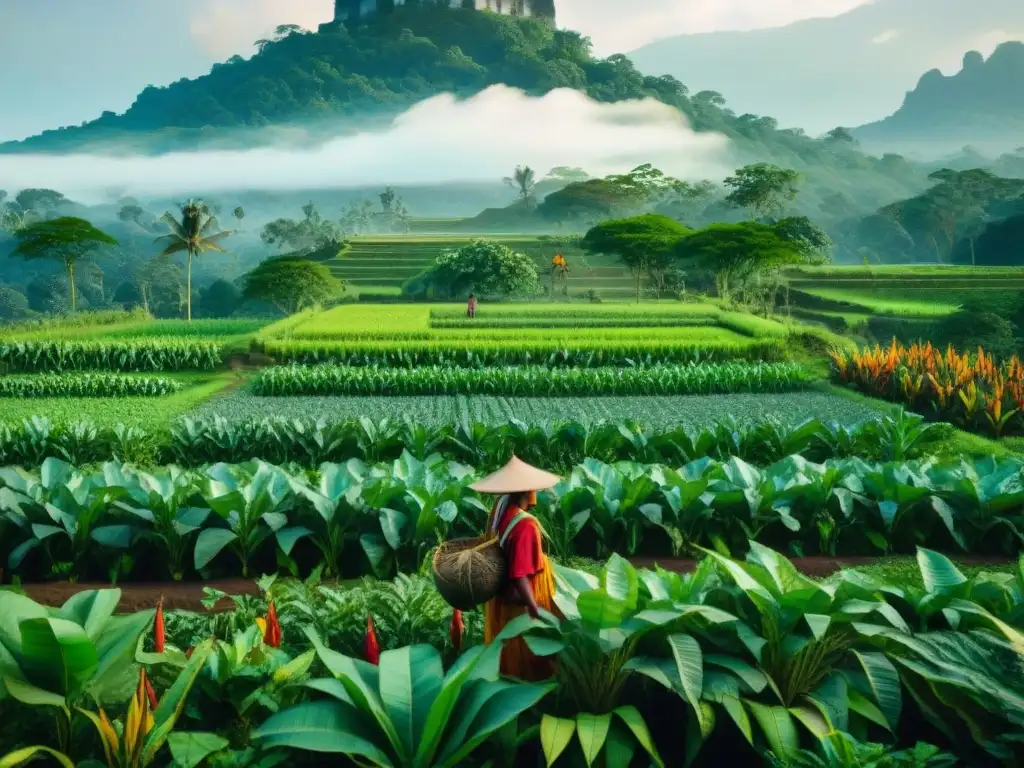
[260,338,787,368]
[0,374,181,398]
[252,362,815,397]
[2,413,931,470]
[0,340,221,373]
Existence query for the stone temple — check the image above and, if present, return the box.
[334,0,556,24]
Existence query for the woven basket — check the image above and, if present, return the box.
[432,535,506,611]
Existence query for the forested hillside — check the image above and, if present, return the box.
[1,8,927,213]
[832,168,1024,264]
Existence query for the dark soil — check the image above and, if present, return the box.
[19,579,261,613]
[13,555,1014,611]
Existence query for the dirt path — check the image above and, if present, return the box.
[15,555,1013,612]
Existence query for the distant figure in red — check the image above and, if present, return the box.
[467,293,478,318]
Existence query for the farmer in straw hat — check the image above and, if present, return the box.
[470,456,560,681]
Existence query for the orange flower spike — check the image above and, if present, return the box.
[263,601,282,648]
[364,614,381,665]
[144,673,159,711]
[154,598,165,654]
[450,609,465,654]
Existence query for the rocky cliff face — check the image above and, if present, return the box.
[855,41,1024,156]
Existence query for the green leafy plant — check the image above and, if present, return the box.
[253,623,554,767]
[0,588,154,752]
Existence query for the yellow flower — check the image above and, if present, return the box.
[83,668,155,768]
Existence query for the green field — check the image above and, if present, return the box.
[263,302,790,344]
[796,288,962,316]
[0,373,236,427]
[5,317,271,343]
[318,235,645,299]
[782,264,1024,324]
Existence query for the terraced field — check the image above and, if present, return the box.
[317,236,645,299]
[784,265,1024,317]
[256,302,795,367]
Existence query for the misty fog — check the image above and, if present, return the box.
[0,86,732,204]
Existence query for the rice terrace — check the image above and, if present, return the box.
[2,2,1024,767]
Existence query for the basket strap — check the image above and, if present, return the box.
[499,511,535,548]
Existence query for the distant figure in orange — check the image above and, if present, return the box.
[472,457,561,681]
[551,253,569,296]
[467,293,478,318]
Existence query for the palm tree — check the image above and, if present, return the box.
[156,199,232,321]
[503,165,537,208]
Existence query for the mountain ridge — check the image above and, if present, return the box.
[854,41,1024,155]
[627,0,1024,140]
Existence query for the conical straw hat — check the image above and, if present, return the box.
[469,455,561,494]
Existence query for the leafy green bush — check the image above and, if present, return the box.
[931,310,1021,359]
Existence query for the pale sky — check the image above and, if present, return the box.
[189,0,875,58]
[0,0,874,141]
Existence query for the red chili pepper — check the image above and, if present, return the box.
[364,614,381,666]
[154,598,166,654]
[185,647,194,659]
[263,601,282,648]
[450,610,465,654]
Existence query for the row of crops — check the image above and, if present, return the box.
[0,374,182,398]
[0,412,929,468]
[4,544,1021,767]
[251,362,814,397]
[0,340,223,372]
[2,450,1022,584]
[259,339,787,366]
[430,315,721,329]
[0,337,789,372]
[832,341,1024,437]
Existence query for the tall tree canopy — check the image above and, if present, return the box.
[582,214,691,301]
[11,217,118,313]
[261,202,340,253]
[723,163,801,221]
[675,221,822,301]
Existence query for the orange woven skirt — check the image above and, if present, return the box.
[483,554,558,681]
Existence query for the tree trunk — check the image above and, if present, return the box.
[141,283,150,313]
[186,250,193,321]
[635,269,641,303]
[970,237,976,266]
[67,260,77,313]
